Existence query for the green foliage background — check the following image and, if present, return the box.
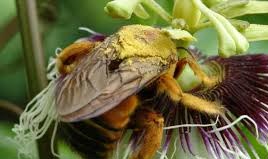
[0,0,267,158]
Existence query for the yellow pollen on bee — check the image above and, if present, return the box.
[113,25,177,62]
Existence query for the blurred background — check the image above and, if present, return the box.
[0,0,268,158]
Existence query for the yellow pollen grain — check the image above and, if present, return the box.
[113,25,177,62]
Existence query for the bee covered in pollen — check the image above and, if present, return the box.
[13,24,268,159]
[55,24,225,158]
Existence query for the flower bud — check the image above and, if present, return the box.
[173,0,201,29]
[104,0,141,19]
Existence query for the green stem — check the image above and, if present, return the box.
[15,0,56,159]
[0,17,18,52]
[0,100,23,116]
[142,0,172,23]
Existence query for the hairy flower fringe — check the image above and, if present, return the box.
[12,81,58,158]
[11,46,62,159]
[115,54,268,159]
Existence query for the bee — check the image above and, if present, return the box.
[55,25,223,159]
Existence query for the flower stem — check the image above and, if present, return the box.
[0,17,18,53]
[142,0,172,23]
[15,0,56,158]
[0,100,23,117]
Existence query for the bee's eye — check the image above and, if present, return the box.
[108,59,123,71]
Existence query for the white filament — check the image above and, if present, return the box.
[208,115,259,140]
[218,142,250,159]
[12,81,58,159]
[161,113,262,159]
[47,58,58,80]
[47,49,61,80]
[51,120,60,158]
[163,115,220,130]
[213,127,250,159]
[78,27,99,35]
[170,136,178,159]
[159,148,168,159]
[114,141,120,159]
[157,151,168,159]
[122,140,133,159]
[55,47,62,56]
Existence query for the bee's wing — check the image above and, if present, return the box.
[56,43,171,122]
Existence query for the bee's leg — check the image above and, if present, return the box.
[158,74,224,115]
[129,108,164,159]
[97,95,139,130]
[174,57,218,88]
[56,41,96,74]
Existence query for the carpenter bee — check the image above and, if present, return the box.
[56,25,223,159]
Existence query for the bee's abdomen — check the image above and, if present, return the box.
[61,119,124,159]
[60,96,139,159]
